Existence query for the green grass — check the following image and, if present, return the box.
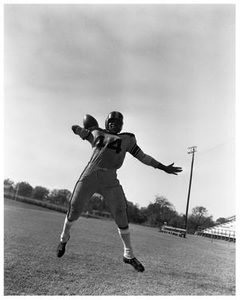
[4,198,235,295]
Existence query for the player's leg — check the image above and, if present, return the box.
[104,185,134,258]
[60,181,92,240]
[102,184,145,272]
[57,179,95,257]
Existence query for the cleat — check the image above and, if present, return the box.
[56,236,70,258]
[123,257,145,272]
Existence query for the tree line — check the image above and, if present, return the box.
[4,178,229,233]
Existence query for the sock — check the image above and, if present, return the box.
[118,227,134,259]
[60,216,75,243]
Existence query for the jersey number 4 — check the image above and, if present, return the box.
[95,136,122,154]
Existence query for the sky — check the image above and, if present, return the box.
[3,3,236,221]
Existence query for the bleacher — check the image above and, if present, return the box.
[160,225,186,238]
[196,216,236,242]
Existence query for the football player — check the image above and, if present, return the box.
[57,111,182,272]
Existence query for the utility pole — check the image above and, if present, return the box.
[185,146,197,234]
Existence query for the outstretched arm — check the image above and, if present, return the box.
[130,144,182,175]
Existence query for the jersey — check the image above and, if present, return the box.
[85,128,137,169]
[76,126,160,170]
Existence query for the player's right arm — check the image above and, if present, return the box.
[71,125,94,143]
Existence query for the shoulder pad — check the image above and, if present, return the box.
[118,132,135,138]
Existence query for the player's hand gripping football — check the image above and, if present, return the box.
[72,125,80,134]
[164,163,182,175]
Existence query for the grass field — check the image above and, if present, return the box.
[4,198,235,296]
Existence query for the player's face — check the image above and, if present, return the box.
[108,118,122,134]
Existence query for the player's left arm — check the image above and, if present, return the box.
[130,144,182,175]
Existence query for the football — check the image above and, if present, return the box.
[83,114,99,129]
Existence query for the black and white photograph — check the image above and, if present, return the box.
[3,2,236,297]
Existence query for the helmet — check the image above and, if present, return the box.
[105,111,123,134]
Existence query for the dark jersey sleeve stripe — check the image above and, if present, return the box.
[130,144,141,157]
